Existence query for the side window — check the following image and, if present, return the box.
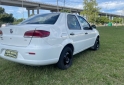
[67,15,81,30]
[78,16,91,30]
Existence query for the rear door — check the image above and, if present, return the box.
[77,16,96,48]
[67,14,89,53]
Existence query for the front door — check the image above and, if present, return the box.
[77,16,96,48]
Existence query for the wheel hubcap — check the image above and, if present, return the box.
[96,40,99,49]
[64,52,71,65]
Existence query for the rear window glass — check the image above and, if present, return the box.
[20,13,60,25]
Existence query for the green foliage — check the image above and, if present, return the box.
[60,9,71,13]
[0,13,14,23]
[81,0,100,24]
[112,17,122,23]
[0,7,14,26]
[0,7,4,14]
[96,16,109,24]
[29,14,34,17]
[16,18,24,22]
[13,18,24,25]
[95,16,123,25]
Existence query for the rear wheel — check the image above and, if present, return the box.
[91,37,100,51]
[57,47,73,70]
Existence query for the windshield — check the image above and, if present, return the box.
[20,13,60,25]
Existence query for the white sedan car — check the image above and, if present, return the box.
[0,13,99,70]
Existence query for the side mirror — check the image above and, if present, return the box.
[91,25,96,29]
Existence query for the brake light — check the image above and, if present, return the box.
[24,30,50,38]
[0,30,3,36]
[29,52,35,55]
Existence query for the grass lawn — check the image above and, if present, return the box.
[0,26,124,85]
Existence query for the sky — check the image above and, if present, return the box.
[0,0,124,19]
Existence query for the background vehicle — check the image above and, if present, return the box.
[0,13,99,70]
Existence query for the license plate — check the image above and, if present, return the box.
[4,49,18,58]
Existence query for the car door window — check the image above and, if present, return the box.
[67,15,81,30]
[78,16,91,30]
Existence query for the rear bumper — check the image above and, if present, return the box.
[0,56,58,66]
[0,44,62,66]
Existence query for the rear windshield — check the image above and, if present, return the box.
[20,13,60,25]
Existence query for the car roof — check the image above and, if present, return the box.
[35,12,79,16]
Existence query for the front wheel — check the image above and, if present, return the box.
[91,37,100,51]
[57,47,73,70]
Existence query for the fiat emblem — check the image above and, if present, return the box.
[10,29,13,34]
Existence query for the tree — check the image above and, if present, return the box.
[96,16,109,25]
[29,14,34,17]
[13,18,24,25]
[0,7,14,26]
[60,9,71,13]
[112,17,122,24]
[81,0,100,24]
[0,7,4,14]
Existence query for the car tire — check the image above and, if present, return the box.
[57,47,73,70]
[91,37,100,51]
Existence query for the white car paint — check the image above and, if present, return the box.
[0,13,99,66]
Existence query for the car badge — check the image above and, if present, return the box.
[10,29,13,34]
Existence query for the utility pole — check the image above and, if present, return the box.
[64,0,65,7]
[57,0,59,12]
[64,0,65,11]
[0,0,1,6]
[22,0,24,20]
[105,2,109,26]
[105,2,110,23]
[105,2,108,18]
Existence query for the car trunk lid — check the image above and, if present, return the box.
[0,25,41,47]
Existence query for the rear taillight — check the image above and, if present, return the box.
[29,52,35,55]
[24,30,50,38]
[0,30,3,36]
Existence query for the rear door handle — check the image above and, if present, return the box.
[85,32,88,35]
[70,33,75,35]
